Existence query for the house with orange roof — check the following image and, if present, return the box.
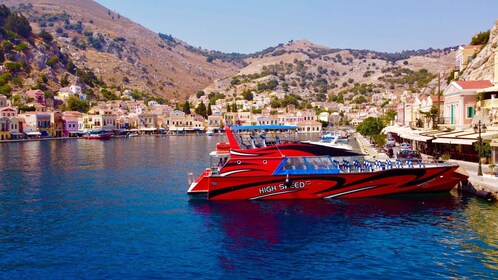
[26,89,46,105]
[442,80,493,129]
[456,45,482,71]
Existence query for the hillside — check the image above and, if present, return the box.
[2,0,243,100]
[459,20,498,81]
[2,0,459,106]
[198,39,456,108]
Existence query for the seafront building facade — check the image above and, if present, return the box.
[2,46,498,164]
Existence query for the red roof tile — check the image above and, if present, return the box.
[429,95,444,102]
[462,45,482,49]
[454,80,493,90]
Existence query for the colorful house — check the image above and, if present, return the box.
[456,45,482,71]
[62,111,83,137]
[8,117,23,139]
[49,111,64,137]
[442,80,493,129]
[0,117,9,140]
[26,89,46,105]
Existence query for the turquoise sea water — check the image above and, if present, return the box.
[1,136,497,279]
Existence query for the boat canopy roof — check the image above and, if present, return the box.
[231,125,297,131]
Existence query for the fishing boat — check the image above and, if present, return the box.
[187,125,468,200]
[83,130,112,140]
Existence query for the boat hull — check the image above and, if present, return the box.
[189,165,467,200]
[84,134,111,140]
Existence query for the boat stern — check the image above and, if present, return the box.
[187,168,211,195]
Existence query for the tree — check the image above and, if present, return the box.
[5,12,31,38]
[38,29,53,43]
[474,140,492,159]
[356,117,385,137]
[418,104,440,129]
[381,110,397,126]
[352,95,367,104]
[183,100,191,114]
[207,104,212,116]
[62,95,89,113]
[60,75,69,87]
[470,30,490,45]
[242,89,253,101]
[195,102,207,118]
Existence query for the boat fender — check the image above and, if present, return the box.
[284,174,293,188]
[475,190,496,202]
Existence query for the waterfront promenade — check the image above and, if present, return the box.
[355,132,498,200]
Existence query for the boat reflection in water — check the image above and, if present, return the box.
[191,193,461,243]
[189,193,471,277]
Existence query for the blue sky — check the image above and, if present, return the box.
[96,0,497,54]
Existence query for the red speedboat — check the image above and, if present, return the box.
[83,130,112,140]
[188,125,468,200]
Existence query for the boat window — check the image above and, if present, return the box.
[281,157,307,171]
[275,156,340,175]
[305,157,336,170]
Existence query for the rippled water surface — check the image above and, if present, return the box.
[1,136,498,279]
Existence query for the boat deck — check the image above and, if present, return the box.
[273,157,452,175]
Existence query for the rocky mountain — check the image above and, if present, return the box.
[2,0,459,105]
[1,0,243,100]
[460,20,498,81]
[198,39,457,107]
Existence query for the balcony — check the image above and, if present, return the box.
[481,99,498,109]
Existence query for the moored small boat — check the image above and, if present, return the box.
[83,130,112,140]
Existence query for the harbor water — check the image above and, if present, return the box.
[1,136,497,279]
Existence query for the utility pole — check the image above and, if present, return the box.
[437,73,441,121]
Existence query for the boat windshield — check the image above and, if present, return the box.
[231,125,299,149]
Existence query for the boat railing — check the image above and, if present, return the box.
[274,156,454,175]
[335,158,452,173]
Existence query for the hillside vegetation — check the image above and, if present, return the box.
[2,0,458,106]
[198,40,456,109]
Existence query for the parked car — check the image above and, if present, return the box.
[386,137,395,146]
[399,143,411,150]
[397,149,421,160]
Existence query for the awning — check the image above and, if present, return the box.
[10,132,23,135]
[139,127,157,131]
[399,133,419,141]
[432,138,477,145]
[417,135,434,142]
[385,126,413,135]
[477,85,498,93]
[25,131,41,136]
[399,133,433,142]
[458,130,498,140]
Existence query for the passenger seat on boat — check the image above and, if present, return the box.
[353,159,362,171]
[239,135,250,149]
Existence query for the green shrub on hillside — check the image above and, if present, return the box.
[46,55,59,67]
[470,30,490,45]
